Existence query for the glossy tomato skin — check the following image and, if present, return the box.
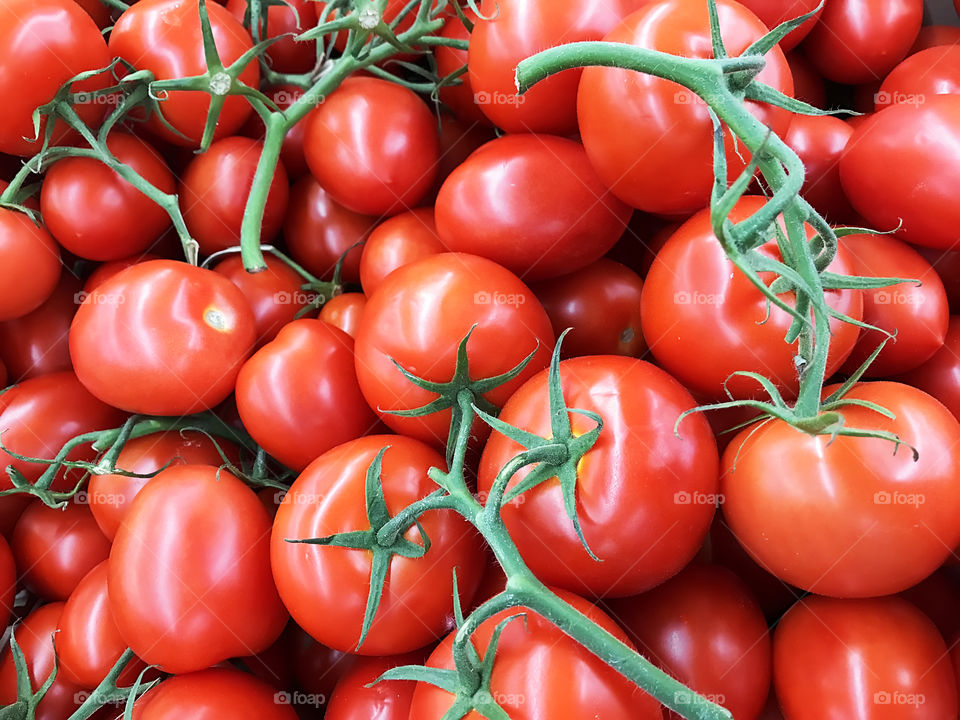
[609,563,771,720]
[0,534,14,628]
[70,260,256,415]
[83,254,162,292]
[0,209,62,321]
[578,0,793,215]
[318,293,366,338]
[736,0,821,50]
[109,0,258,146]
[774,596,957,720]
[236,319,377,471]
[784,114,855,222]
[722,382,960,597]
[354,253,555,447]
[271,435,484,655]
[895,316,960,423]
[304,77,439,216]
[435,135,632,281]
[359,208,444,296]
[479,355,718,596]
[325,652,425,720]
[410,588,662,720]
[225,0,317,73]
[876,45,960,110]
[110,465,288,674]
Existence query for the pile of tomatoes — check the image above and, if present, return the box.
[2,0,960,718]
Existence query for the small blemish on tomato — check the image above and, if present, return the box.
[204,307,231,332]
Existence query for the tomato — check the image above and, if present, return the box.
[532,258,645,357]
[468,0,626,135]
[72,0,111,26]
[919,247,960,311]
[722,382,960,597]
[784,114,855,222]
[325,652,424,720]
[839,233,948,376]
[431,112,496,197]
[409,588,662,719]
[876,45,960,111]
[132,668,298,719]
[358,208,444,296]
[0,209,62,321]
[83,254,162,292]
[271,435,483,655]
[0,497,29,540]
[110,465,288,673]
[434,12,489,127]
[786,52,827,108]
[801,0,922,84]
[641,197,862,400]
[283,176,376,283]
[88,430,240,540]
[236,319,377,471]
[435,135,632,281]
[354,253,554,447]
[70,260,256,415]
[0,534,14,628]
[841,96,960,250]
[41,134,175,261]
[895,316,960,423]
[609,563,771,720]
[304,77,439,216]
[226,0,318,73]
[899,569,960,644]
[910,25,960,54]
[578,0,793,215]
[0,0,111,156]
[774,595,956,720]
[318,293,367,339]
[287,624,354,700]
[736,0,821,50]
[243,85,312,178]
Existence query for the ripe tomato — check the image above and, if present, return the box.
[359,208,444,296]
[774,596,957,720]
[876,45,960,111]
[236,319,377,471]
[110,465,288,673]
[243,85,311,178]
[83,254,162,292]
[304,77,439,216]
[354,253,554,447]
[434,12,489,127]
[736,0,821,50]
[722,382,960,597]
[578,0,793,215]
[435,135,632,281]
[271,435,484,655]
[70,260,256,415]
[895,316,960,423]
[786,52,827,108]
[225,0,318,73]
[910,25,960,54]
[325,652,425,720]
[431,112,496,197]
[784,114,855,222]
[0,209,62,321]
[318,293,367,338]
[0,533,14,628]
[899,568,960,644]
[180,136,290,255]
[72,0,111,26]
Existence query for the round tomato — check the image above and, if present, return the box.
[784,114,855,222]
[0,533,14,628]
[895,316,960,423]
[325,652,424,720]
[0,209,61,321]
[877,45,960,110]
[83,254,162,291]
[736,0,821,50]
[225,0,318,73]
[359,208,444,297]
[318,293,367,338]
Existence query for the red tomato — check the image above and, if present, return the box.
[110,465,288,673]
[910,25,960,54]
[0,209,62,321]
[736,0,821,50]
[435,135,632,281]
[899,568,960,644]
[0,496,30,540]
[70,260,256,415]
[83,254,162,292]
[774,596,956,720]
[876,45,960,110]
[71,0,111,26]
[318,293,366,339]
[359,208,444,296]
[784,114,855,222]
[578,0,793,215]
[895,316,960,422]
[435,12,489,126]
[226,0,318,73]
[287,624,354,700]
[0,534,14,628]
[431,112,496,196]
[304,77,439,216]
[722,382,960,597]
[132,668,298,719]
[786,52,827,108]
[919,247,960,312]
[243,85,312,178]
[271,435,483,655]
[325,652,424,720]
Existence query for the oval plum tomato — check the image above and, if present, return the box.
[109,0,259,147]
[839,233,948,376]
[786,52,827,108]
[578,0,793,215]
[131,668,298,720]
[784,114,855,222]
[0,0,111,157]
[774,596,957,720]
[226,0,318,73]
[736,0,821,51]
[70,260,256,415]
[910,25,960,54]
[841,96,960,249]
[532,258,645,357]
[802,0,922,84]
[435,135,632,281]
[236,319,376,471]
[0,534,14,628]
[0,372,125,492]
[243,85,311,178]
[609,563,771,720]
[110,465,288,673]
[88,430,240,540]
[722,382,960,597]
[304,77,439,216]
[0,209,61,321]
[354,253,554,447]
[641,197,862,400]
[895,316,960,423]
[434,12,489,127]
[468,0,627,135]
[325,652,425,720]
[876,45,960,110]
[359,208,444,296]
[318,293,366,339]
[41,134,175,261]
[479,355,718,596]
[271,435,483,655]
[283,176,376,283]
[409,588,662,720]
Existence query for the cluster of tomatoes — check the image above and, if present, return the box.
[1,0,960,718]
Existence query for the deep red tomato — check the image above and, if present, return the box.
[236,319,377,471]
[801,0,922,84]
[226,0,318,73]
[434,12,489,127]
[304,77,439,216]
[786,52,827,108]
[287,623,354,700]
[435,135,632,281]
[431,112,496,197]
[325,652,425,720]
[354,253,554,447]
[736,0,821,50]
[359,208,444,296]
[722,382,960,597]
[272,435,483,655]
[0,533,14,628]
[70,260,256,415]
[910,25,960,53]
[0,496,30,540]
[899,568,960,644]
[876,45,960,110]
[578,0,793,215]
[774,596,957,720]
[784,114,855,222]
[71,0,111,26]
[243,85,311,178]
[0,209,62,321]
[109,0,259,146]
[895,316,960,423]
[318,293,367,339]
[919,247,960,312]
[110,465,288,673]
